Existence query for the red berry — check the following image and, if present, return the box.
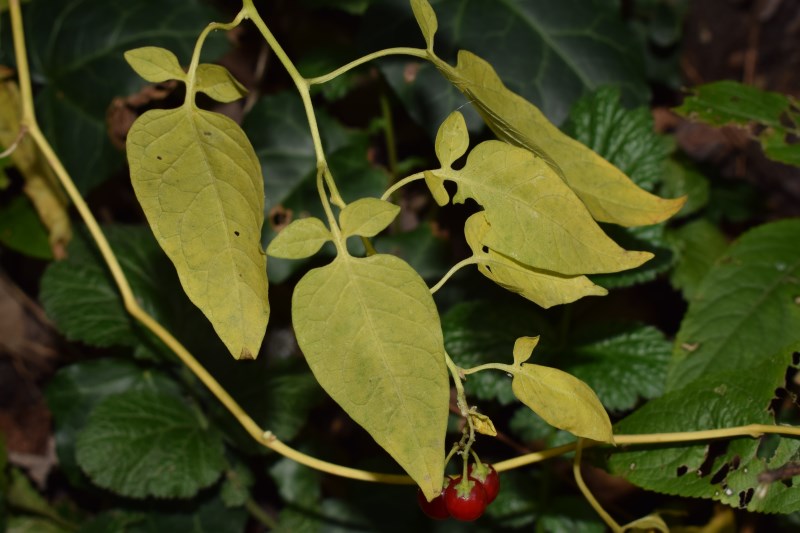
[469,463,500,503]
[417,488,449,520]
[444,476,487,521]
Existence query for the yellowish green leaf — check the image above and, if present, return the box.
[0,77,71,257]
[434,111,469,168]
[124,46,186,83]
[512,336,539,366]
[195,63,248,103]
[511,362,614,443]
[292,253,449,500]
[267,217,331,259]
[468,410,497,437]
[437,141,652,275]
[339,198,400,238]
[410,0,437,50]
[433,51,685,227]
[126,107,269,360]
[423,171,449,206]
[464,212,608,308]
[621,514,669,533]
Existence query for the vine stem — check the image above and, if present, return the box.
[380,171,425,201]
[573,439,622,532]
[429,256,483,294]
[306,47,428,85]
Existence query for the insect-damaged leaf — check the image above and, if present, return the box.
[339,198,400,238]
[432,51,685,227]
[124,46,186,83]
[292,253,449,500]
[267,217,331,259]
[510,337,613,443]
[464,212,607,308]
[436,140,652,275]
[127,107,269,360]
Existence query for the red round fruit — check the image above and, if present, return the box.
[444,476,487,521]
[469,463,500,503]
[417,488,450,520]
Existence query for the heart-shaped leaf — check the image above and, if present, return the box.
[124,46,186,83]
[267,217,331,259]
[339,198,400,238]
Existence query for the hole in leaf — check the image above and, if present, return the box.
[676,465,688,477]
[710,462,731,485]
[782,478,793,488]
[757,434,781,460]
[739,488,754,508]
[698,441,729,478]
[234,231,240,237]
[731,455,741,470]
[156,155,162,160]
[793,351,800,366]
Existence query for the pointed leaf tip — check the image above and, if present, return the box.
[512,336,539,365]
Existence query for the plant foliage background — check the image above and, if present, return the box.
[2,0,800,531]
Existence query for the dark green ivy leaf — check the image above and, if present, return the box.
[75,390,226,499]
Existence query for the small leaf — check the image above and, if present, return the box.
[675,80,791,129]
[433,50,685,226]
[511,363,614,443]
[339,197,400,238]
[220,463,255,508]
[124,46,186,83]
[267,217,331,259]
[292,253,449,500]
[76,390,226,499]
[423,171,449,206]
[468,410,497,437]
[512,336,539,366]
[410,0,437,50]
[195,63,248,103]
[434,111,469,169]
[439,141,653,275]
[464,212,608,307]
[127,107,269,360]
[0,195,52,259]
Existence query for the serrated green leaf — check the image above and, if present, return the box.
[667,219,728,300]
[512,336,539,365]
[45,358,182,486]
[339,198,400,238]
[565,87,671,192]
[195,63,247,103]
[438,140,653,275]
[511,362,613,443]
[675,80,791,129]
[292,253,449,500]
[464,212,608,307]
[41,226,170,350]
[124,46,186,83]
[669,219,800,390]
[20,0,227,193]
[608,343,800,513]
[76,390,225,499]
[410,0,437,50]
[267,217,331,259]
[220,463,254,508]
[433,50,685,226]
[77,511,144,533]
[127,107,269,360]
[660,159,710,218]
[564,324,672,412]
[443,299,554,404]
[591,222,676,289]
[761,128,800,167]
[434,110,468,168]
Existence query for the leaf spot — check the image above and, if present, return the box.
[234,230,240,237]
[156,155,162,160]
[676,465,688,477]
[681,342,700,352]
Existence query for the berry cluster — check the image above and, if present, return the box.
[417,463,499,522]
